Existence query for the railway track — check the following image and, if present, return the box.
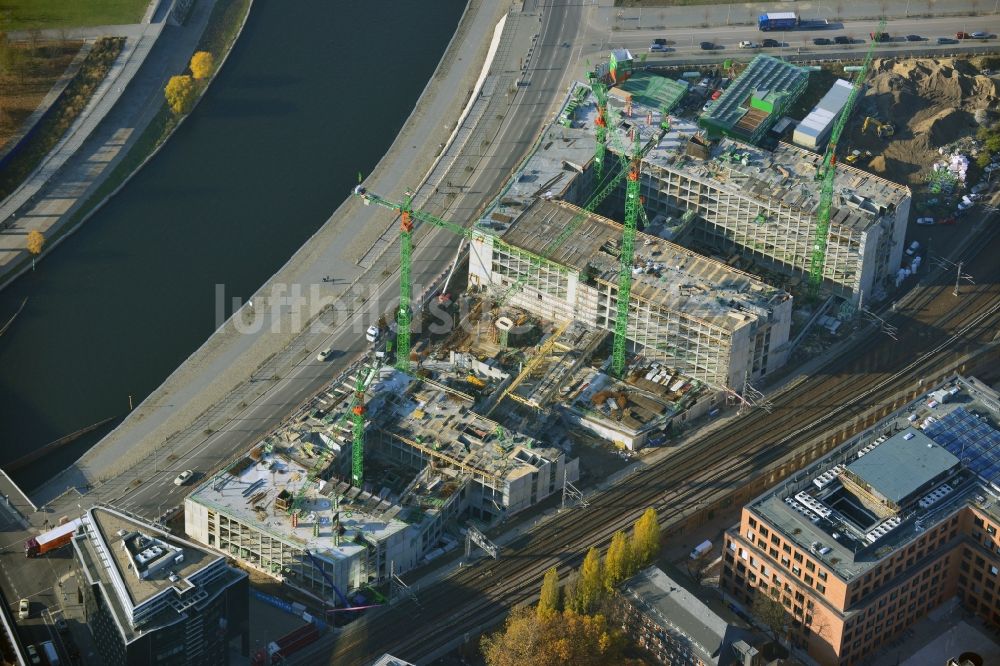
[320,223,1000,664]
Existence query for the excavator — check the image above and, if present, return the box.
[862,116,895,139]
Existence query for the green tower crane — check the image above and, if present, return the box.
[588,70,609,183]
[807,19,885,301]
[611,128,644,377]
[350,363,380,486]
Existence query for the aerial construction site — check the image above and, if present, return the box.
[167,28,970,619]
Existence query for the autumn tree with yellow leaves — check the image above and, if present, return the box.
[26,230,44,256]
[189,51,214,79]
[481,607,628,666]
[164,75,195,115]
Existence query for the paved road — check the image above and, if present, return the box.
[589,14,1000,57]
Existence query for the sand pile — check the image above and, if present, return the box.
[847,58,997,185]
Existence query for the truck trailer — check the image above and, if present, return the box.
[758,12,799,31]
[25,518,83,558]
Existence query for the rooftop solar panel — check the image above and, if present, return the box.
[924,407,1000,484]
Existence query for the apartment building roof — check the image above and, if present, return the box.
[621,566,752,665]
[501,199,790,332]
[748,376,1000,581]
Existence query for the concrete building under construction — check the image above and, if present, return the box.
[366,372,579,521]
[601,102,912,304]
[185,450,424,606]
[469,199,793,392]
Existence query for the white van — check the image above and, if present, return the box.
[366,325,381,343]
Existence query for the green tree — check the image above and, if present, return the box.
[603,530,636,591]
[481,607,626,666]
[752,589,788,642]
[164,75,196,115]
[189,50,214,79]
[571,547,603,613]
[632,507,660,566]
[538,567,561,617]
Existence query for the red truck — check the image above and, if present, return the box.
[25,518,83,558]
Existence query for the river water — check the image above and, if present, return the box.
[0,0,465,491]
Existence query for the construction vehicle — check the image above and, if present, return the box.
[25,518,83,557]
[807,18,886,301]
[845,149,873,164]
[862,116,894,138]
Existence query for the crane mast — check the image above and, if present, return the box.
[807,19,885,300]
[611,129,643,377]
[588,71,609,182]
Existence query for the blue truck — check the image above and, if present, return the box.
[758,12,799,31]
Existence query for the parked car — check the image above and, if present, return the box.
[905,34,922,42]
[813,37,832,46]
[18,599,28,620]
[971,31,990,39]
[55,617,69,634]
[174,470,194,486]
[700,41,715,50]
[711,89,722,100]
[25,645,41,666]
[906,241,921,256]
[938,36,959,44]
[316,347,333,362]
[916,217,935,225]
[761,38,780,48]
[702,100,715,112]
[871,32,892,42]
[738,40,759,49]
[834,35,851,45]
[649,42,669,52]
[366,324,381,342]
[652,38,667,46]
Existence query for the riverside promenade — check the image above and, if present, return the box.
[0,0,215,288]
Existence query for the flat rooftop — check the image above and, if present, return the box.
[189,451,411,558]
[748,376,1000,581]
[844,428,960,506]
[90,507,213,607]
[614,70,688,112]
[501,199,790,332]
[74,506,244,638]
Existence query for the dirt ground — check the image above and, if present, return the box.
[0,40,83,149]
[842,57,997,187]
